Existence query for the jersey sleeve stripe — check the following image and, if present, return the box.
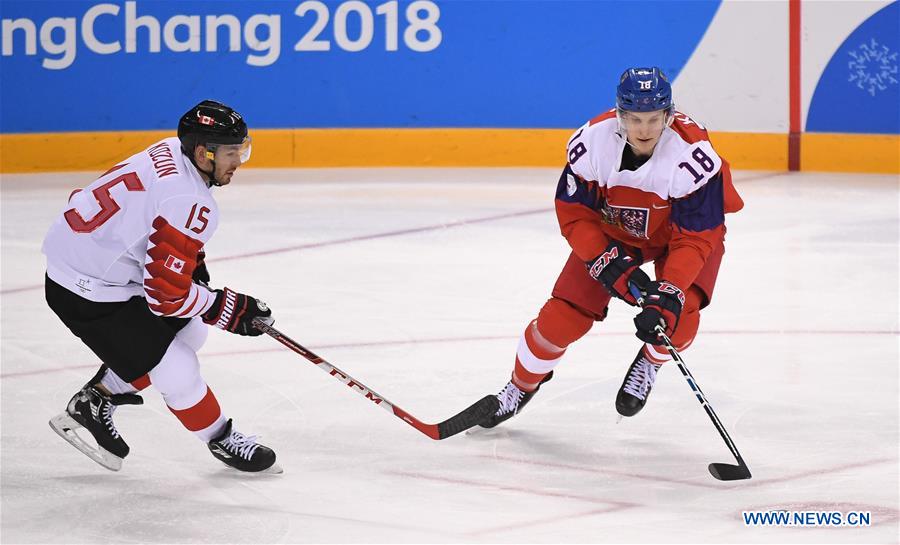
[670,172,726,232]
[144,216,212,318]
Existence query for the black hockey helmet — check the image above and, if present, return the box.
[177,100,251,186]
[178,100,251,163]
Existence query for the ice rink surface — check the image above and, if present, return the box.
[1,167,898,544]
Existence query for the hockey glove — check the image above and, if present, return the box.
[202,287,273,336]
[633,280,685,344]
[586,241,651,306]
[192,250,210,286]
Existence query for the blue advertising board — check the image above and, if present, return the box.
[0,0,719,132]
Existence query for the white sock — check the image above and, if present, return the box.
[100,368,139,395]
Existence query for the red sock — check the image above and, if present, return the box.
[511,298,595,390]
[643,344,672,366]
[167,387,226,441]
[512,320,565,391]
[130,374,151,391]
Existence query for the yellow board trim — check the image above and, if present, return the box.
[708,132,788,171]
[802,132,900,174]
[0,129,896,174]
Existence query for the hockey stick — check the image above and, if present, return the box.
[252,319,499,440]
[629,285,752,481]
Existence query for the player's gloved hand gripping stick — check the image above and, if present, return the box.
[251,319,499,440]
[629,283,752,481]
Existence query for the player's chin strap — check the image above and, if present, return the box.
[200,158,223,187]
[616,106,675,142]
[185,150,222,187]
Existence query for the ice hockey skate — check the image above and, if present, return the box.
[207,419,282,474]
[478,371,553,429]
[49,384,143,471]
[615,348,662,417]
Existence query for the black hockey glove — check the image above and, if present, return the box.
[192,250,210,286]
[633,280,685,344]
[202,287,273,337]
[586,240,651,306]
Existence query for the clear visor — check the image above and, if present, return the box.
[205,136,252,164]
[617,109,669,129]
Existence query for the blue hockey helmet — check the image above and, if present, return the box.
[616,67,673,114]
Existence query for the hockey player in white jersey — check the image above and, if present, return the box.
[45,100,281,473]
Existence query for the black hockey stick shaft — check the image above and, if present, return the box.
[654,329,751,480]
[252,319,498,440]
[629,284,751,480]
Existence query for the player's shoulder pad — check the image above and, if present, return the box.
[566,109,617,182]
[587,108,618,128]
[142,138,188,182]
[156,193,219,244]
[669,111,711,145]
[669,138,723,199]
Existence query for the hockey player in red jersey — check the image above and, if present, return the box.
[478,67,744,427]
[45,100,281,473]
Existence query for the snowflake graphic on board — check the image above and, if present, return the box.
[847,38,898,96]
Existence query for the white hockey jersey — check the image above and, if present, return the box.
[43,137,219,318]
[568,110,722,202]
[556,108,743,290]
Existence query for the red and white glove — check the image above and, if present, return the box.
[201,287,273,336]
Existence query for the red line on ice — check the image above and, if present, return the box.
[1,207,549,295]
[468,506,633,538]
[479,454,897,492]
[3,330,897,379]
[386,469,637,508]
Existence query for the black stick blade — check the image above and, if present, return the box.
[709,462,752,481]
[437,395,499,439]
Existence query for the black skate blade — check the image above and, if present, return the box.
[437,395,500,439]
[708,462,751,481]
[221,462,284,475]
